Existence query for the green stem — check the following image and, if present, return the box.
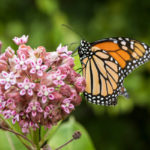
[32,128,40,150]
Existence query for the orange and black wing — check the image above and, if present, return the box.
[82,49,124,105]
[91,37,150,76]
[80,37,150,106]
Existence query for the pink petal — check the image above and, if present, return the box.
[15,114,19,122]
[9,72,14,78]
[44,112,48,118]
[47,87,54,93]
[37,70,43,76]
[30,68,36,74]
[45,106,50,112]
[12,118,16,124]
[41,65,48,71]
[61,74,67,80]
[0,79,6,84]
[63,99,70,103]
[21,54,26,61]
[26,107,31,113]
[29,83,35,89]
[48,94,54,100]
[37,58,42,65]
[2,71,8,78]
[18,83,24,88]
[15,64,21,70]
[5,83,11,90]
[42,96,47,103]
[22,128,29,133]
[22,65,27,70]
[56,69,61,75]
[27,89,33,96]
[15,58,20,63]
[59,80,64,86]
[24,78,29,83]
[32,111,37,117]
[10,79,16,85]
[37,107,43,112]
[37,91,43,97]
[20,89,26,95]
[53,80,59,85]
[69,104,74,109]
[30,61,36,67]
[64,108,70,114]
[41,85,47,90]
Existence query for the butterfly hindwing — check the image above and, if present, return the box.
[81,47,124,105]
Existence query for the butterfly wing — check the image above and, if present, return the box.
[80,37,150,106]
[82,49,124,105]
[92,37,150,76]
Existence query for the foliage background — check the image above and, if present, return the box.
[0,0,150,149]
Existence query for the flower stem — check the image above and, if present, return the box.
[32,128,40,150]
[55,131,81,150]
[0,126,35,147]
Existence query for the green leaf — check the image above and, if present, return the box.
[0,130,26,150]
[49,117,95,150]
[74,54,82,74]
[0,114,32,147]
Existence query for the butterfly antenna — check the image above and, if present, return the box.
[61,24,85,39]
[72,46,79,56]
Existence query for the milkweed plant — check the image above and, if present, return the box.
[0,35,85,150]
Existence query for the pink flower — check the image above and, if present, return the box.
[52,69,67,86]
[61,98,74,114]
[17,78,35,96]
[0,35,86,132]
[44,105,54,119]
[0,95,6,110]
[13,35,28,45]
[26,102,43,117]
[15,54,28,70]
[30,58,48,76]
[5,47,15,58]
[44,52,59,67]
[17,45,31,58]
[57,44,72,56]
[62,57,74,68]
[60,84,72,97]
[12,114,19,124]
[0,60,8,72]
[34,46,46,58]
[0,71,16,90]
[75,77,86,92]
[19,120,29,133]
[37,85,54,103]
[2,110,12,119]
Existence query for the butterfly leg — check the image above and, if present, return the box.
[120,86,129,99]
[75,68,83,73]
[75,62,86,73]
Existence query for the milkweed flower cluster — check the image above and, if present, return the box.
[0,35,85,133]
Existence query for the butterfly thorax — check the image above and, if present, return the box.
[78,40,94,60]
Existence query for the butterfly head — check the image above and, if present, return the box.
[78,40,91,58]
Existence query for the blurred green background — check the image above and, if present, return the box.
[0,0,150,150]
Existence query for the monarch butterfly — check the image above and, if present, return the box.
[77,37,150,106]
